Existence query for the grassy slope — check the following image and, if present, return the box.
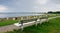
[6,17,60,33]
[48,14,60,18]
[0,20,18,26]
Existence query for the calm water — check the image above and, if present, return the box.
[0,13,43,18]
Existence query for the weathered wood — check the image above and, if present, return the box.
[19,20,24,31]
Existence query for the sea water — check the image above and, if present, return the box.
[0,13,43,18]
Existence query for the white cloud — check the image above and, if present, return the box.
[33,4,60,12]
[35,0,49,5]
[0,0,59,12]
[45,4,60,12]
[33,6,40,12]
[0,5,8,12]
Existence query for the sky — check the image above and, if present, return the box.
[0,0,60,12]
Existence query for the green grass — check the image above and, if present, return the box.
[0,20,19,26]
[6,17,60,33]
[48,14,60,18]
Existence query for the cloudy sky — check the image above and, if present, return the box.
[0,0,60,12]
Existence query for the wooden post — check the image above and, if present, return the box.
[20,17,24,31]
[38,15,41,24]
[34,18,38,26]
[46,15,48,22]
[37,19,40,24]
[40,18,42,25]
[39,15,43,24]
[7,17,8,20]
[13,18,15,20]
[20,20,24,31]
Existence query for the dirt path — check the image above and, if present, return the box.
[0,25,20,33]
[0,16,60,33]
